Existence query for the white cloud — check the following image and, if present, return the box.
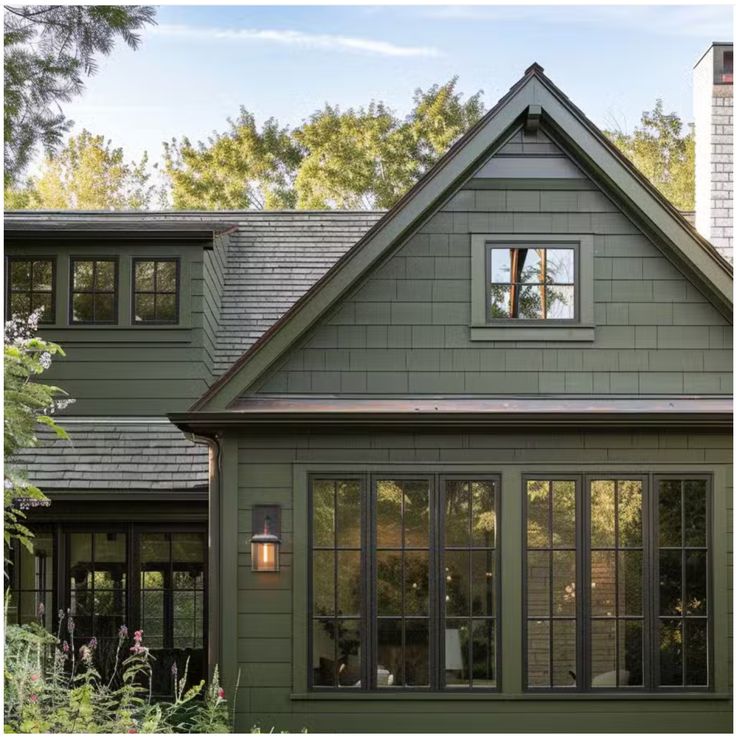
[151,23,442,58]
[421,4,732,39]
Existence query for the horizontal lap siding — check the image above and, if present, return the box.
[234,430,732,733]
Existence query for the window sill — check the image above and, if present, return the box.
[290,691,730,702]
[470,324,595,342]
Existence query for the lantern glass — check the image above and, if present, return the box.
[251,539,280,572]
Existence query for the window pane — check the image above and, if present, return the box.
[618,481,643,546]
[73,261,95,290]
[471,620,495,686]
[445,618,470,687]
[551,621,577,687]
[72,293,94,322]
[620,620,644,686]
[527,619,550,687]
[376,552,402,616]
[10,293,30,317]
[403,481,429,547]
[445,481,470,546]
[404,552,429,616]
[444,551,470,617]
[10,260,31,290]
[552,551,576,616]
[377,481,403,547]
[489,285,512,318]
[404,620,429,687]
[527,551,550,618]
[658,481,682,546]
[518,285,543,319]
[527,480,550,548]
[156,293,177,321]
[135,294,155,322]
[545,249,574,284]
[156,260,177,292]
[591,480,616,547]
[684,620,708,686]
[312,551,335,616]
[490,248,511,282]
[591,551,616,616]
[659,550,682,616]
[618,550,643,616]
[335,620,362,687]
[471,481,495,547]
[32,260,53,291]
[683,481,707,547]
[551,481,575,547]
[313,618,337,686]
[95,261,116,290]
[658,620,683,686]
[684,550,707,616]
[95,293,115,322]
[336,551,361,616]
[335,480,361,548]
[141,533,170,564]
[546,285,575,319]
[312,481,335,548]
[135,261,155,291]
[377,619,402,687]
[471,551,495,616]
[591,620,617,686]
[31,293,53,321]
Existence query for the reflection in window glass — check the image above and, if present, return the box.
[7,531,54,630]
[488,246,575,320]
[71,259,117,323]
[525,480,577,688]
[443,479,497,689]
[657,479,708,688]
[133,259,179,323]
[6,258,56,323]
[589,480,644,688]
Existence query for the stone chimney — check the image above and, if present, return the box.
[694,42,733,260]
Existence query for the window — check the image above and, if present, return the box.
[309,475,499,691]
[524,476,710,691]
[70,258,118,324]
[133,259,179,324]
[488,245,575,320]
[6,258,56,323]
[7,525,207,696]
[470,234,594,341]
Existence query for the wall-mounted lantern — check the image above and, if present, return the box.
[251,505,281,572]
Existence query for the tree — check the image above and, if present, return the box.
[294,77,485,209]
[4,309,71,555]
[8,130,159,210]
[163,109,303,209]
[4,5,156,184]
[605,100,695,211]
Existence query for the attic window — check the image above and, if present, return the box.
[6,257,56,323]
[470,234,594,342]
[488,246,575,320]
[133,259,179,324]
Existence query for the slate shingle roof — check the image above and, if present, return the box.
[13,419,209,491]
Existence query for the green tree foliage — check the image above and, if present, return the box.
[8,130,159,210]
[165,77,485,211]
[163,109,303,209]
[605,99,695,211]
[4,310,71,554]
[4,5,156,184]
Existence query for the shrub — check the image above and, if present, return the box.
[4,617,231,733]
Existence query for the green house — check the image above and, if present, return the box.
[5,62,733,733]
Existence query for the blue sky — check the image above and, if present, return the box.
[58,4,733,170]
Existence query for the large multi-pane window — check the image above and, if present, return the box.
[310,475,499,691]
[70,258,118,324]
[524,476,710,691]
[7,525,206,696]
[6,258,56,323]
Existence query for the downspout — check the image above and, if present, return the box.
[187,431,223,683]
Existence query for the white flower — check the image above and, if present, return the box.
[39,352,52,369]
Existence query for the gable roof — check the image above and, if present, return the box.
[190,63,733,412]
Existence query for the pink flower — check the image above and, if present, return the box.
[62,641,69,654]
[29,694,38,703]
[127,730,138,734]
[30,673,40,682]
[217,688,225,699]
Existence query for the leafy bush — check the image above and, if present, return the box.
[4,616,232,733]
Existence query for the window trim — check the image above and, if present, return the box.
[306,471,502,694]
[522,473,713,694]
[69,256,120,325]
[131,257,181,325]
[5,256,57,324]
[470,234,594,342]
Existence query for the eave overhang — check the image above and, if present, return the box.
[170,396,733,433]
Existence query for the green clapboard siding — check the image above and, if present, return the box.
[253,125,731,398]
[229,428,732,733]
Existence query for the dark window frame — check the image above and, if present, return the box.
[131,257,180,325]
[486,242,578,323]
[308,472,502,693]
[522,473,712,694]
[69,256,119,325]
[5,256,57,324]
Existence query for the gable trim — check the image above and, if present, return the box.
[191,65,733,413]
